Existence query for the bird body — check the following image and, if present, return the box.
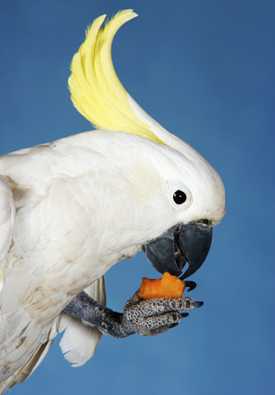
[0,9,225,393]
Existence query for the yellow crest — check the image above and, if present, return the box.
[68,9,164,144]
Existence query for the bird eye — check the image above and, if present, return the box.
[173,190,187,205]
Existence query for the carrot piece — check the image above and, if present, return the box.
[137,272,185,300]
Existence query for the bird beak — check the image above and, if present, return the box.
[143,222,213,279]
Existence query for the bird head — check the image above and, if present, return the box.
[68,9,225,279]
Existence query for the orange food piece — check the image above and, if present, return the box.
[137,272,185,300]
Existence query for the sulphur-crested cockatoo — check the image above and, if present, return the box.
[0,9,225,393]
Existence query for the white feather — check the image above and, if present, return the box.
[0,178,15,264]
[58,276,106,367]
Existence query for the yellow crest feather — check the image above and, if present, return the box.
[68,9,163,144]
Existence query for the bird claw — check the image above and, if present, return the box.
[183,280,197,292]
[193,300,204,308]
[63,290,203,338]
[121,294,203,336]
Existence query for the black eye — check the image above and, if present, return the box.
[173,190,187,204]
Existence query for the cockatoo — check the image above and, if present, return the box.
[0,9,225,394]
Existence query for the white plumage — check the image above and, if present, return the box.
[0,179,15,264]
[0,9,225,393]
[58,276,106,367]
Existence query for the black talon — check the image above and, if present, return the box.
[193,301,204,308]
[183,280,197,292]
[168,323,179,329]
[181,313,189,318]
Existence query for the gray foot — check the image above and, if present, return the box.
[63,291,203,338]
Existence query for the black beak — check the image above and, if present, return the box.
[143,222,213,279]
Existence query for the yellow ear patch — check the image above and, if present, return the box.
[68,9,163,144]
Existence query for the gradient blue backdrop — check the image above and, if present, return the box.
[1,1,274,394]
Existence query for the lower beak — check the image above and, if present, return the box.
[143,222,213,279]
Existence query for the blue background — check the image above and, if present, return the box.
[1,1,274,394]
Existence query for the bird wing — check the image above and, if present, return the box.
[0,276,106,392]
[0,178,15,291]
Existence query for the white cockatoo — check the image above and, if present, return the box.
[0,9,225,393]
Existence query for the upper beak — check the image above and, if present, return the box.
[143,222,213,279]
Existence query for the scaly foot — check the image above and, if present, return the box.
[63,289,203,338]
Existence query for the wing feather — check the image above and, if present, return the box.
[0,178,15,292]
